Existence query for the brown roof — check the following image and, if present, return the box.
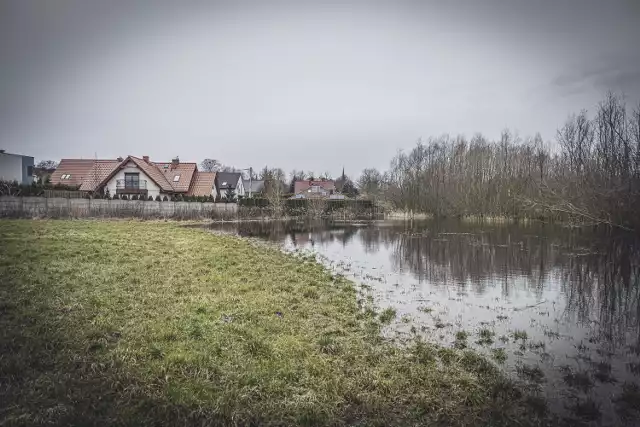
[155,162,197,192]
[51,159,105,187]
[78,160,121,191]
[187,172,216,197]
[125,156,174,192]
[294,180,336,194]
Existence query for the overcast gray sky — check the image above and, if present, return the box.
[1,0,639,177]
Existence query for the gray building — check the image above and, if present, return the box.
[0,150,35,185]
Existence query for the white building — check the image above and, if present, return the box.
[0,150,34,185]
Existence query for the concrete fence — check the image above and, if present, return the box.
[0,196,237,220]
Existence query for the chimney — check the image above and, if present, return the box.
[116,156,123,162]
[171,156,179,168]
[143,155,150,163]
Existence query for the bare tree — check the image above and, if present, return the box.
[367,93,639,230]
[357,168,383,200]
[36,160,58,169]
[262,168,287,216]
[200,158,222,172]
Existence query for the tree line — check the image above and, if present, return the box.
[356,93,640,230]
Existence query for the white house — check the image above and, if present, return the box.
[0,150,34,185]
[51,155,217,199]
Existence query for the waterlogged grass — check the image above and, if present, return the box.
[0,220,550,426]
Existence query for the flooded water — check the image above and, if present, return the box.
[207,219,640,426]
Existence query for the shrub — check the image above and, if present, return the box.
[147,195,153,201]
[121,195,128,201]
[155,195,162,201]
[131,194,138,201]
[208,195,214,202]
[162,196,169,202]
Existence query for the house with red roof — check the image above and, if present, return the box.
[51,155,217,199]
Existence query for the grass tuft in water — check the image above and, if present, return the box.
[516,363,545,384]
[512,330,528,341]
[561,367,593,392]
[378,307,397,324]
[615,382,640,419]
[454,330,469,349]
[476,328,495,346]
[455,330,469,341]
[492,348,508,364]
[592,361,616,383]
[568,398,601,422]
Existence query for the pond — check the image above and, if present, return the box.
[206,219,640,426]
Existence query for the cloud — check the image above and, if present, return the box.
[553,53,640,99]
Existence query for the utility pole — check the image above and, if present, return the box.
[249,167,253,198]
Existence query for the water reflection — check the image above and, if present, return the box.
[207,219,640,425]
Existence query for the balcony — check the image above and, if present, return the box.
[116,179,148,195]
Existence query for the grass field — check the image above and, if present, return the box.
[0,220,549,426]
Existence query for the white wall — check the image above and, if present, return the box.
[104,161,165,199]
[0,153,23,183]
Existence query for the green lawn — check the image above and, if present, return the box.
[0,220,548,426]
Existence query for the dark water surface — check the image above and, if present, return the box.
[207,219,640,426]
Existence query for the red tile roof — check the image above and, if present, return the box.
[51,159,106,188]
[155,162,197,192]
[294,180,336,194]
[78,160,121,191]
[187,172,216,197]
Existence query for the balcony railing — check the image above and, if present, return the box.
[116,179,148,194]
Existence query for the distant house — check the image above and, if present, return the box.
[51,155,216,198]
[0,150,34,185]
[291,179,344,199]
[215,172,244,199]
[242,179,265,197]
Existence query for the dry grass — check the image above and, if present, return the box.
[0,219,550,426]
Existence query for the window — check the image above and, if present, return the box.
[173,175,180,182]
[27,166,34,176]
[124,172,139,189]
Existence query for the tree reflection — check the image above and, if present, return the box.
[209,219,640,346]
